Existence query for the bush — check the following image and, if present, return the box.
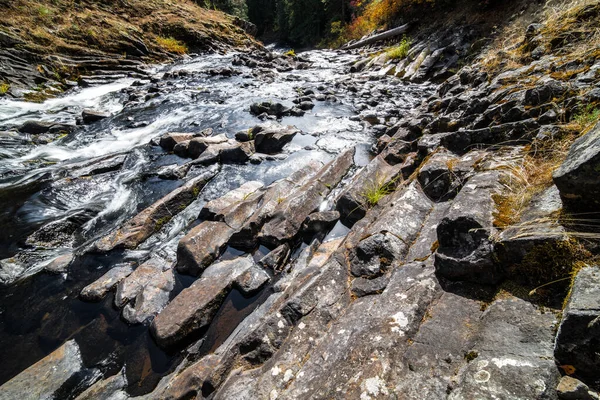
[0,83,9,94]
[155,36,188,54]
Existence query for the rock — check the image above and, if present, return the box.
[234,265,271,295]
[80,265,134,302]
[258,243,291,271]
[557,376,599,400]
[0,340,89,400]
[250,101,290,117]
[176,221,235,276]
[74,369,128,400]
[302,211,340,235]
[434,172,504,285]
[18,120,75,135]
[350,232,405,277]
[44,253,73,274]
[81,109,110,124]
[187,134,230,159]
[524,78,570,106]
[350,274,390,297]
[220,141,255,164]
[254,125,299,154]
[115,258,167,308]
[259,148,354,247]
[122,269,175,324]
[95,168,216,251]
[173,140,191,158]
[553,122,600,214]
[417,151,463,202]
[555,266,600,384]
[159,133,196,152]
[298,101,314,110]
[336,155,400,226]
[200,181,264,220]
[152,256,265,347]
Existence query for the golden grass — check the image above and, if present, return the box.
[0,83,9,94]
[155,36,188,54]
[386,36,411,60]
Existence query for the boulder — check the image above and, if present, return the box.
[254,125,299,154]
[301,211,340,235]
[220,141,255,164]
[417,151,463,202]
[553,122,600,214]
[74,369,127,400]
[95,168,216,252]
[159,133,196,152]
[152,257,267,347]
[18,120,75,135]
[258,243,291,271]
[555,266,600,383]
[114,258,166,308]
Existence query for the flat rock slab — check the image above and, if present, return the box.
[115,258,167,308]
[122,269,175,324]
[95,168,216,252]
[152,256,268,348]
[0,340,85,400]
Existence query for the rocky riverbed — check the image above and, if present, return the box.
[2,4,600,399]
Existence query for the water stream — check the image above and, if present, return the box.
[0,49,432,396]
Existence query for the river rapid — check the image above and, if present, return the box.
[0,48,433,397]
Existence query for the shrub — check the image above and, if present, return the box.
[386,36,411,59]
[155,36,188,54]
[573,104,600,130]
[0,83,9,94]
[285,49,296,57]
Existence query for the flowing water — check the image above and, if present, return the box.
[0,49,432,396]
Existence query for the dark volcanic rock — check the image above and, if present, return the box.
[81,109,110,124]
[553,122,600,215]
[254,125,299,154]
[350,274,390,297]
[434,171,504,285]
[302,211,340,235]
[95,168,216,252]
[555,266,600,385]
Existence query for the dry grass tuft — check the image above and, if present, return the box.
[155,36,188,54]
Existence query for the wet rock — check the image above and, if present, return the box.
[115,258,167,307]
[259,148,354,247]
[25,216,80,248]
[0,340,88,400]
[298,101,314,110]
[17,120,74,135]
[177,221,235,276]
[122,269,175,324]
[81,109,111,124]
[45,252,74,274]
[159,133,196,152]
[152,256,264,347]
[350,274,390,297]
[80,264,134,302]
[200,181,264,220]
[557,376,599,400]
[434,171,504,285]
[95,168,216,251]
[555,266,600,383]
[258,243,291,271]
[254,125,299,154]
[188,134,229,159]
[553,122,600,214]
[336,155,400,226]
[173,140,191,158]
[75,369,127,400]
[302,211,340,235]
[250,101,290,117]
[220,141,255,164]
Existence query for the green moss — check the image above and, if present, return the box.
[464,350,479,362]
[0,83,9,95]
[192,186,201,198]
[153,216,172,232]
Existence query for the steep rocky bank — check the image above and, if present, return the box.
[0,0,258,100]
[1,0,600,399]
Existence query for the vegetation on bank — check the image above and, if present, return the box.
[0,0,255,58]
